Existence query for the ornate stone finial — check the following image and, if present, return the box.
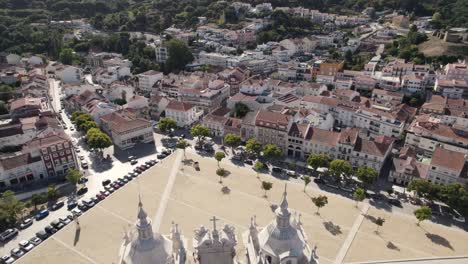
[280,183,289,211]
[210,216,219,231]
[298,213,302,225]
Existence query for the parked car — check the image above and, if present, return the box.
[59,217,72,225]
[157,154,166,159]
[50,219,62,229]
[77,177,88,184]
[19,218,33,230]
[128,156,136,162]
[51,200,64,211]
[71,208,82,217]
[29,237,42,246]
[102,179,111,186]
[44,225,57,235]
[35,230,49,240]
[452,210,466,223]
[272,167,283,173]
[67,200,78,210]
[18,240,34,252]
[130,159,138,165]
[35,209,49,221]
[313,177,325,184]
[388,199,402,207]
[81,162,88,169]
[96,193,106,200]
[10,248,25,258]
[77,187,88,195]
[244,160,253,165]
[0,229,18,242]
[0,255,15,264]
[77,203,88,211]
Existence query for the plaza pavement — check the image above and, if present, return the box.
[16,150,468,264]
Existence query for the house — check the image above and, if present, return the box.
[102,82,135,102]
[427,147,467,185]
[218,67,249,96]
[6,54,21,65]
[202,107,230,137]
[0,132,79,189]
[405,115,468,156]
[56,65,82,83]
[401,73,425,94]
[27,56,44,66]
[138,70,163,94]
[240,76,268,95]
[165,100,203,127]
[149,95,170,120]
[434,79,468,99]
[279,37,318,57]
[9,97,49,120]
[389,147,429,186]
[255,110,292,153]
[100,110,153,150]
[124,95,149,110]
[421,96,468,127]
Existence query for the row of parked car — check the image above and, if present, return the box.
[0,155,162,263]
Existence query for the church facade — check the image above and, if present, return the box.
[119,186,318,264]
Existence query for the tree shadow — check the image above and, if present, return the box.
[221,186,231,195]
[425,233,454,250]
[386,241,400,251]
[323,221,342,236]
[365,214,378,224]
[369,199,393,212]
[182,159,194,166]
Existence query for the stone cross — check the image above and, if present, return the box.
[210,216,219,231]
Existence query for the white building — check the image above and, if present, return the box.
[138,70,163,93]
[427,147,467,185]
[434,79,468,99]
[100,110,154,150]
[165,100,202,127]
[56,65,82,83]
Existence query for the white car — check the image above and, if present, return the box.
[29,237,42,246]
[18,240,34,252]
[0,255,14,264]
[10,248,25,258]
[71,208,82,217]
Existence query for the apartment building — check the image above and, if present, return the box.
[254,110,291,152]
[434,79,468,99]
[427,147,467,185]
[405,115,468,156]
[389,147,429,186]
[165,100,202,127]
[138,70,163,93]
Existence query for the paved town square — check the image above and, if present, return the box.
[16,150,468,264]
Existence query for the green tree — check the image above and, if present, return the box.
[263,144,282,163]
[79,120,98,132]
[261,181,273,198]
[439,183,468,217]
[191,124,211,145]
[165,38,194,72]
[307,154,329,175]
[303,176,311,192]
[356,166,378,187]
[0,191,24,227]
[216,168,227,184]
[47,185,59,202]
[353,188,366,208]
[224,133,241,152]
[375,217,385,233]
[176,139,190,159]
[414,206,432,226]
[59,48,74,65]
[71,111,86,122]
[234,103,249,118]
[329,159,352,183]
[246,138,262,157]
[158,117,177,133]
[86,128,112,150]
[0,85,14,102]
[30,193,44,211]
[254,160,265,178]
[311,195,328,214]
[407,179,439,201]
[214,152,225,168]
[0,100,7,115]
[66,168,82,196]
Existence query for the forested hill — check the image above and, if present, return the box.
[0,0,466,55]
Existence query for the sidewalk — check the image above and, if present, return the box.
[15,183,69,201]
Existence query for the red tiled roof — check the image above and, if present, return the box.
[166,100,193,112]
[431,147,466,175]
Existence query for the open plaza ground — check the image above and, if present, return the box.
[16,150,468,264]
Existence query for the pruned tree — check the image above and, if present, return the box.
[261,181,273,198]
[66,168,82,196]
[414,206,432,226]
[216,168,227,184]
[191,124,211,146]
[176,139,190,159]
[356,166,378,187]
[311,195,328,215]
[307,154,329,175]
[224,133,242,153]
[263,144,282,163]
[329,159,352,183]
[246,138,262,157]
[353,188,365,208]
[254,160,265,178]
[375,217,385,234]
[303,176,311,192]
[214,152,225,168]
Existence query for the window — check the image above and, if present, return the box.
[10,179,18,185]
